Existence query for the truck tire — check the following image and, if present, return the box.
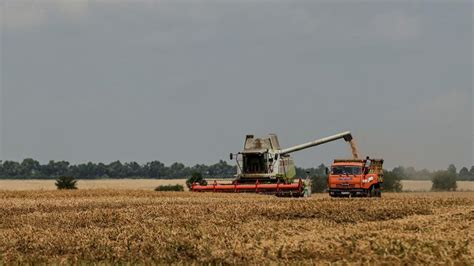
[375,188,382,197]
[369,186,376,197]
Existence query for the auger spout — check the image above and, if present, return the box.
[278,131,353,155]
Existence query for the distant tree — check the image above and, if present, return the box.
[186,172,207,189]
[294,164,328,193]
[107,161,125,178]
[41,160,57,177]
[404,166,416,179]
[432,170,457,191]
[40,160,70,178]
[2,161,21,177]
[56,161,71,176]
[19,158,41,178]
[418,169,433,180]
[55,176,78,190]
[383,170,403,192]
[310,164,327,193]
[391,166,407,180]
[311,175,327,193]
[96,163,108,178]
[73,162,99,179]
[169,162,189,179]
[459,167,470,181]
[208,160,235,177]
[145,161,167,178]
[389,167,434,181]
[447,164,457,175]
[469,166,474,181]
[124,162,144,177]
[191,164,210,177]
[296,164,326,179]
[296,167,311,178]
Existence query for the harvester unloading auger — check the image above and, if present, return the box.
[192,131,357,197]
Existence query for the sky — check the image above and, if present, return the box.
[0,0,472,170]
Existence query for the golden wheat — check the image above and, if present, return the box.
[0,191,472,264]
[0,179,187,191]
[401,180,474,191]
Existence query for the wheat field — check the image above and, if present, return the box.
[0,179,187,191]
[401,180,474,191]
[0,190,472,264]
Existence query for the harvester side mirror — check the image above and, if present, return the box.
[229,153,233,160]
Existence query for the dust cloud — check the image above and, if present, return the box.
[349,140,359,159]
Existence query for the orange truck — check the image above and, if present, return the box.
[327,158,384,197]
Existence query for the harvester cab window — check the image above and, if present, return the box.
[332,166,362,175]
[243,154,267,174]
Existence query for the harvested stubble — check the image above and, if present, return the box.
[0,191,472,264]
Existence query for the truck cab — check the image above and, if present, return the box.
[328,158,384,197]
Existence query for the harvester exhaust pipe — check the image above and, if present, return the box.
[278,131,354,155]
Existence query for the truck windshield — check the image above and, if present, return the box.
[332,166,362,175]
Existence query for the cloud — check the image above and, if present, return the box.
[1,0,91,30]
[1,0,175,30]
[372,12,420,41]
[53,1,89,19]
[1,2,47,30]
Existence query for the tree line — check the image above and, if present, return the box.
[0,159,333,180]
[0,159,471,188]
[0,159,235,179]
[387,164,474,181]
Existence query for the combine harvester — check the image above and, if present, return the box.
[192,131,356,197]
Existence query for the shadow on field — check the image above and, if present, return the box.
[260,199,433,223]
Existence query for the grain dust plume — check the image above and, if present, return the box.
[349,139,359,159]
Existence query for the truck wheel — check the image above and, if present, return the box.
[369,186,376,197]
[375,188,382,197]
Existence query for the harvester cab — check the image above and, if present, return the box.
[231,133,295,184]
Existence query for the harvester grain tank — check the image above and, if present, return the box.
[192,131,354,196]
